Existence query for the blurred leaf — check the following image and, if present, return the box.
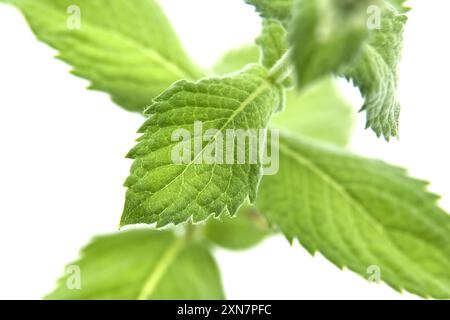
[290,0,371,87]
[3,0,202,112]
[343,6,407,139]
[256,18,293,88]
[45,230,224,300]
[205,205,271,251]
[256,19,289,70]
[289,0,408,139]
[256,133,450,299]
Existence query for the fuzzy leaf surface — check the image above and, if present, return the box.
[343,6,407,138]
[122,66,283,227]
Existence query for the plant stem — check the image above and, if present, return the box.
[268,48,294,84]
[185,223,202,241]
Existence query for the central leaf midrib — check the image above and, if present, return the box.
[137,237,185,300]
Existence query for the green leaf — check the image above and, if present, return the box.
[344,6,407,139]
[256,19,293,89]
[245,0,294,28]
[122,65,283,227]
[256,133,450,299]
[45,230,224,300]
[204,204,271,251]
[272,78,355,147]
[290,0,371,87]
[289,0,408,139]
[3,0,202,112]
[256,19,289,70]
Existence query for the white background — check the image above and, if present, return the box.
[0,0,449,300]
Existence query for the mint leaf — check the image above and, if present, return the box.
[245,0,294,27]
[272,78,355,147]
[122,65,283,227]
[256,19,293,89]
[45,230,224,300]
[289,0,408,139]
[256,133,450,299]
[205,204,271,251]
[290,0,371,87]
[256,19,289,69]
[344,6,407,139]
[3,0,202,112]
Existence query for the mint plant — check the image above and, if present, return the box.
[2,0,450,299]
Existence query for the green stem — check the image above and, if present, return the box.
[268,49,294,84]
[185,223,202,241]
